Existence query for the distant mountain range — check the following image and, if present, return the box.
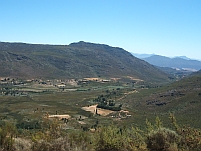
[131,53,201,71]
[131,53,155,59]
[0,41,170,83]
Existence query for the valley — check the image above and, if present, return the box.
[0,76,142,128]
[1,73,201,129]
[0,42,201,150]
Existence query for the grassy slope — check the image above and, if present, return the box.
[123,73,201,128]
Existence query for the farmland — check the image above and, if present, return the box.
[0,77,141,130]
[1,75,201,150]
[1,74,201,130]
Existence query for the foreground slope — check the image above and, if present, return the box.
[0,41,170,83]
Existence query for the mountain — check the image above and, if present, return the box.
[0,41,170,83]
[142,55,201,71]
[131,53,154,59]
[174,56,191,60]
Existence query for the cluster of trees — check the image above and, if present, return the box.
[93,94,122,111]
[1,114,201,151]
[0,87,20,96]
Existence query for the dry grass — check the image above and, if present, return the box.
[13,138,33,151]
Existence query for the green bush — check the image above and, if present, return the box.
[0,122,17,151]
[146,128,179,151]
[31,119,93,151]
[93,125,146,151]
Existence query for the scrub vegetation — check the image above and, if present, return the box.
[0,42,201,150]
[1,115,201,151]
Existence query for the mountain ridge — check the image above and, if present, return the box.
[0,41,170,83]
[140,55,201,71]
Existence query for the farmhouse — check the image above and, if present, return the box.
[102,79,110,82]
[57,84,66,88]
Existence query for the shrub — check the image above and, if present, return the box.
[177,126,201,151]
[146,128,179,151]
[93,125,146,151]
[0,122,17,151]
[94,125,125,151]
[31,118,93,151]
[169,113,201,150]
[32,136,92,151]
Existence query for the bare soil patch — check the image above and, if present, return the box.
[48,114,71,120]
[84,78,101,81]
[127,76,143,81]
[82,105,114,116]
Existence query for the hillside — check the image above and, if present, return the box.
[191,69,201,76]
[142,55,201,71]
[124,71,201,128]
[0,41,170,83]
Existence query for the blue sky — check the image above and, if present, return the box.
[0,0,201,59]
